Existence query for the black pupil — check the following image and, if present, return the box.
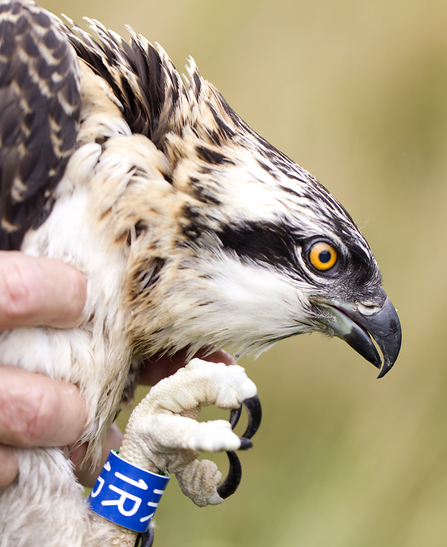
[319,250,332,263]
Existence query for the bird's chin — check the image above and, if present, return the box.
[139,346,237,385]
[312,291,402,378]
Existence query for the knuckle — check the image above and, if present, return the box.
[20,385,60,445]
[0,255,43,321]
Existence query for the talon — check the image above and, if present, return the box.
[216,451,242,499]
[229,405,242,430]
[229,395,262,439]
[135,527,154,547]
[238,437,253,450]
[241,395,262,439]
[217,395,262,500]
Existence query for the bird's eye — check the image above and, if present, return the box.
[308,241,338,272]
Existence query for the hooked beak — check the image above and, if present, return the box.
[315,289,402,378]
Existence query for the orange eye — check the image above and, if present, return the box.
[309,241,338,271]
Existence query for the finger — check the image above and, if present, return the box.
[139,346,237,385]
[0,252,87,329]
[70,423,124,487]
[0,367,87,447]
[0,444,18,489]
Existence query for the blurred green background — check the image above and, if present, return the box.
[42,0,447,545]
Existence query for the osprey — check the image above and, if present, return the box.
[0,1,401,546]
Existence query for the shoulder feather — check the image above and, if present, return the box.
[0,0,81,249]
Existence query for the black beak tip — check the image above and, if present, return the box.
[376,328,402,379]
[377,361,392,379]
[335,295,402,378]
[373,305,402,379]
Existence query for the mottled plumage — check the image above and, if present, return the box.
[0,0,80,249]
[0,1,401,546]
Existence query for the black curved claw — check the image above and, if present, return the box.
[229,405,242,430]
[135,527,154,547]
[216,450,242,499]
[217,395,262,500]
[229,395,262,438]
[240,395,262,439]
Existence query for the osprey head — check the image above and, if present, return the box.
[0,13,400,376]
[122,56,401,378]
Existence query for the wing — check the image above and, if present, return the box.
[0,0,81,250]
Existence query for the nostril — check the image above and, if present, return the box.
[357,302,381,316]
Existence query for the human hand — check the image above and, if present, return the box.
[0,252,87,488]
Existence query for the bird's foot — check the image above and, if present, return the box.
[120,358,261,507]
